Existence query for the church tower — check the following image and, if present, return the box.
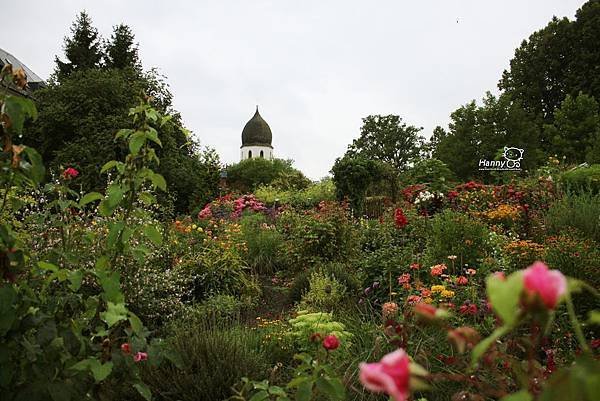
[241,106,273,160]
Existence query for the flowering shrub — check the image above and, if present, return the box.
[198,194,267,220]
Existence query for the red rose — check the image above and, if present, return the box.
[121,343,131,354]
[62,167,79,179]
[322,334,340,351]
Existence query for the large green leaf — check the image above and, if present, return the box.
[143,225,162,246]
[79,192,103,207]
[96,266,124,304]
[500,390,533,401]
[129,131,146,155]
[315,377,345,400]
[101,302,128,327]
[134,382,152,401]
[3,96,37,134]
[487,271,523,326]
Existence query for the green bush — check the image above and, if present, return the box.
[423,210,493,273]
[255,178,336,209]
[559,164,600,194]
[288,262,362,305]
[143,323,268,401]
[299,271,347,311]
[239,213,283,274]
[545,191,600,243]
[175,243,260,303]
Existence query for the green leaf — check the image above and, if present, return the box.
[107,221,124,249]
[0,285,17,336]
[143,225,162,246]
[129,131,146,155]
[129,313,145,335]
[315,377,345,400]
[139,192,157,205]
[486,271,523,326]
[146,127,162,147]
[149,173,167,191]
[106,184,126,208]
[500,390,533,401]
[295,380,313,401]
[101,160,118,173]
[589,311,600,325]
[96,266,124,304]
[539,356,600,401]
[70,358,113,382]
[134,383,152,401]
[249,391,269,401]
[101,302,128,327]
[21,147,46,185]
[3,96,37,134]
[38,261,59,272]
[68,270,83,291]
[115,128,133,140]
[79,192,103,207]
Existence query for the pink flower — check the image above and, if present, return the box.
[359,349,411,401]
[133,352,148,362]
[430,264,447,277]
[62,167,79,179]
[522,261,567,309]
[322,334,340,351]
[409,263,421,270]
[456,276,468,285]
[406,295,422,305]
[397,273,411,285]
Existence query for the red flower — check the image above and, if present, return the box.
[394,208,408,228]
[409,263,421,270]
[62,167,79,179]
[406,295,422,305]
[459,303,478,316]
[456,276,468,285]
[133,351,148,362]
[120,343,131,354]
[322,334,340,351]
[397,273,411,285]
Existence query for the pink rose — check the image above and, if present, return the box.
[133,351,148,362]
[522,261,567,309]
[359,349,411,401]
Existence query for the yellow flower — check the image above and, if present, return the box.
[191,224,197,229]
[424,297,434,304]
[431,285,446,294]
[441,290,455,298]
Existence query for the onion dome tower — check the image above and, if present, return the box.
[241,106,273,160]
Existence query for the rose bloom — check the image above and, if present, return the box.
[522,261,567,309]
[359,349,411,401]
[62,167,79,179]
[133,352,148,362]
[456,276,468,285]
[322,334,340,351]
[120,343,131,354]
[409,263,421,270]
[397,274,411,285]
[406,295,422,305]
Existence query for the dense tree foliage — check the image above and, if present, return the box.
[225,158,309,193]
[499,1,600,123]
[26,12,220,215]
[544,92,600,164]
[54,11,104,81]
[331,155,384,213]
[346,115,424,171]
[431,93,542,181]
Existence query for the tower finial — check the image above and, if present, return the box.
[256,105,259,113]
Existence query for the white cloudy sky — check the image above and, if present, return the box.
[1,0,587,179]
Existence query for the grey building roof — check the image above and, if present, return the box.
[0,48,46,94]
[241,107,273,148]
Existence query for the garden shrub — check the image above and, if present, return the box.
[559,164,600,194]
[545,191,600,243]
[143,323,268,401]
[239,213,283,274]
[423,210,493,273]
[288,262,362,305]
[175,242,260,303]
[299,271,347,312]
[255,178,336,209]
[277,202,357,271]
[358,245,413,298]
[288,311,353,351]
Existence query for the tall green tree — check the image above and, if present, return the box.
[54,11,103,81]
[105,24,141,71]
[347,114,424,171]
[225,158,308,193]
[331,155,384,214]
[499,1,600,126]
[433,93,542,181]
[544,92,600,164]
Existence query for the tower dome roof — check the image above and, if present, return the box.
[241,107,273,148]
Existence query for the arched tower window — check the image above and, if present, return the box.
[260,150,264,158]
[248,150,252,158]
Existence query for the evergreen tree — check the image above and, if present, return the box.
[54,11,103,81]
[105,24,141,71]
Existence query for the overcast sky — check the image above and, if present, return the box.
[1,0,587,179]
